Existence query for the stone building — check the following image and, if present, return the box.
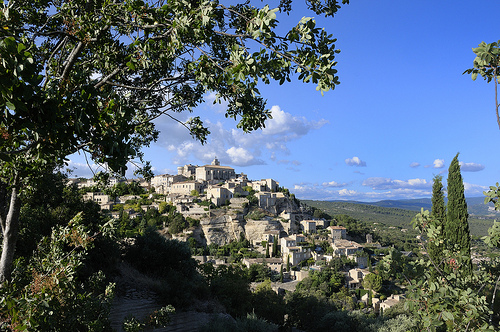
[150,174,185,194]
[171,181,202,196]
[195,157,236,183]
[177,164,197,178]
[329,225,347,240]
[82,192,114,210]
[206,185,233,206]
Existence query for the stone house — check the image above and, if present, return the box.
[242,258,283,273]
[251,179,279,192]
[170,181,203,196]
[261,230,280,244]
[378,294,403,311]
[206,185,233,206]
[346,268,370,289]
[281,235,311,266]
[300,220,317,234]
[328,225,347,240]
[83,192,114,210]
[332,239,363,257]
[150,174,185,194]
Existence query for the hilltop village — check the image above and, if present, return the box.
[69,157,404,313]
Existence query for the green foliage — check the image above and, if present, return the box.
[428,175,446,276]
[252,279,285,326]
[362,273,382,293]
[186,216,200,227]
[246,194,259,207]
[200,263,252,317]
[104,181,145,198]
[445,153,472,275]
[123,305,175,332]
[197,200,216,209]
[375,247,416,283]
[168,213,187,234]
[16,170,102,258]
[123,316,145,332]
[0,213,116,331]
[284,291,336,331]
[248,263,272,282]
[296,268,344,298]
[123,230,200,307]
[464,41,500,129]
[0,0,345,176]
[158,201,175,214]
[409,209,495,331]
[312,207,332,220]
[246,208,266,220]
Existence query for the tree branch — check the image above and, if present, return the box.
[61,41,85,81]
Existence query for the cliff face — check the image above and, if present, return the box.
[200,212,246,246]
[188,196,304,246]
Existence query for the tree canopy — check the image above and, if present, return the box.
[0,0,346,176]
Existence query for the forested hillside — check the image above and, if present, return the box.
[303,200,496,237]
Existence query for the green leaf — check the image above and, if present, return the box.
[126,62,135,71]
[5,101,15,110]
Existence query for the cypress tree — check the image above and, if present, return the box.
[445,153,472,274]
[428,175,446,270]
[272,236,278,257]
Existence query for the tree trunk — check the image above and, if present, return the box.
[0,177,21,284]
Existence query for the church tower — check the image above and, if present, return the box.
[211,156,220,166]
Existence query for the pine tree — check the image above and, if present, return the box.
[445,153,472,274]
[428,175,446,270]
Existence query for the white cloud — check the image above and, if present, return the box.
[433,159,445,169]
[463,182,488,196]
[322,181,348,188]
[262,105,328,137]
[345,156,367,167]
[338,189,357,196]
[152,104,327,167]
[410,162,420,168]
[289,181,433,201]
[362,177,430,190]
[226,147,257,165]
[459,162,485,172]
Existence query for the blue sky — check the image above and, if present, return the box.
[69,0,500,202]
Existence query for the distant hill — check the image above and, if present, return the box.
[361,198,432,211]
[303,197,499,237]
